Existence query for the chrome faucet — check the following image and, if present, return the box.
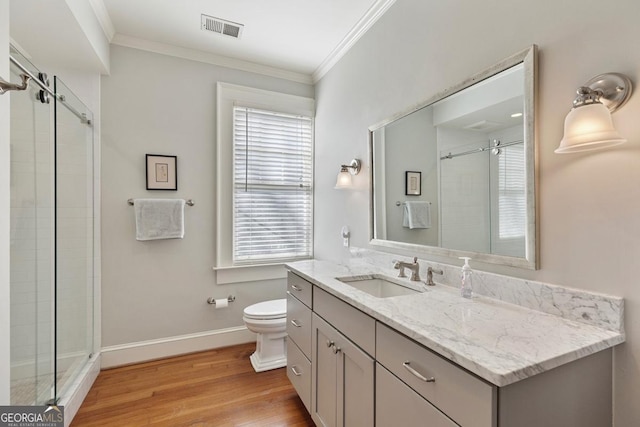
[426,267,443,286]
[393,257,421,281]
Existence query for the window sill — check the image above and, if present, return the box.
[213,263,288,285]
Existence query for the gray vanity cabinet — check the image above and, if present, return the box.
[287,272,375,427]
[375,323,613,427]
[311,313,374,427]
[287,270,616,427]
[286,272,313,412]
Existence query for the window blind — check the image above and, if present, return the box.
[497,143,525,239]
[233,106,313,263]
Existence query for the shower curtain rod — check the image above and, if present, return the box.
[440,139,523,160]
[9,55,93,127]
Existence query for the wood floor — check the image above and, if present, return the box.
[71,343,314,426]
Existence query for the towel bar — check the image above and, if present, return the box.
[396,201,431,206]
[128,198,194,206]
[207,295,236,305]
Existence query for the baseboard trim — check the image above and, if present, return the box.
[100,326,256,369]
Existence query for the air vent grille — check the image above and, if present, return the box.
[463,120,503,131]
[201,14,244,39]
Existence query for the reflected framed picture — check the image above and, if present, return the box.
[405,171,421,196]
[146,154,177,190]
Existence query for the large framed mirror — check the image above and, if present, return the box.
[369,45,538,269]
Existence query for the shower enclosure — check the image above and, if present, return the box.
[439,136,526,257]
[8,48,95,406]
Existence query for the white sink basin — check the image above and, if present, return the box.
[336,274,422,298]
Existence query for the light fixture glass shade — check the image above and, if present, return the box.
[556,103,626,153]
[334,170,353,189]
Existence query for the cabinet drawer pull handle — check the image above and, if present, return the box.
[332,346,342,354]
[326,340,335,348]
[291,284,303,291]
[403,361,435,383]
[291,366,302,376]
[290,319,302,328]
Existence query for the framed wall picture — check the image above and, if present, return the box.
[405,171,421,196]
[146,154,177,190]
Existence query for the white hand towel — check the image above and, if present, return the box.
[134,198,185,241]
[402,201,431,229]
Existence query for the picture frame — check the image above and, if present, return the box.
[146,154,177,190]
[405,171,421,196]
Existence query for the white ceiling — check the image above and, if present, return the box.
[102,0,394,82]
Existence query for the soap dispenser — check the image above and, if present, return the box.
[459,257,473,299]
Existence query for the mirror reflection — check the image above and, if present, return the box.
[370,46,536,269]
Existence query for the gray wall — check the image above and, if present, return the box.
[383,106,438,245]
[100,45,314,346]
[0,0,11,404]
[313,0,640,425]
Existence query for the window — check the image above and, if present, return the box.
[233,107,313,263]
[497,142,525,239]
[215,83,314,282]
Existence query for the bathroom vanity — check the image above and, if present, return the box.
[285,257,624,427]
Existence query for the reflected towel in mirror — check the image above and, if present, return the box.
[402,201,431,229]
[134,198,185,240]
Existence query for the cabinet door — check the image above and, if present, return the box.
[337,327,374,427]
[376,363,458,427]
[312,314,339,427]
[312,313,374,427]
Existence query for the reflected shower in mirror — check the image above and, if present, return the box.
[369,46,537,269]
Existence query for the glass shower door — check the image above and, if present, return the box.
[9,50,96,406]
[439,143,491,253]
[9,54,55,405]
[53,76,94,398]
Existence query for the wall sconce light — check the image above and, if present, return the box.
[334,159,361,189]
[556,73,633,154]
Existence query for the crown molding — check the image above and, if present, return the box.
[111,34,314,85]
[88,0,116,42]
[312,0,396,83]
[103,0,395,85]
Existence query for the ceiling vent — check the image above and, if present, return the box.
[201,14,244,39]
[463,120,503,131]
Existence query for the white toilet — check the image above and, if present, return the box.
[243,298,287,372]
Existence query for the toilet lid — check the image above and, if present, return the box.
[243,298,287,320]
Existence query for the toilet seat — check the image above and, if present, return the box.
[243,298,286,320]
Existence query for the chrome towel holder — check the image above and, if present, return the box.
[396,201,431,206]
[128,198,195,206]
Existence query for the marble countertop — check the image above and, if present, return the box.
[286,258,625,387]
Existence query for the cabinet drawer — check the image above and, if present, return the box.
[287,291,312,359]
[376,363,457,427]
[287,271,312,308]
[313,287,375,356]
[287,339,311,413]
[376,323,496,427]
